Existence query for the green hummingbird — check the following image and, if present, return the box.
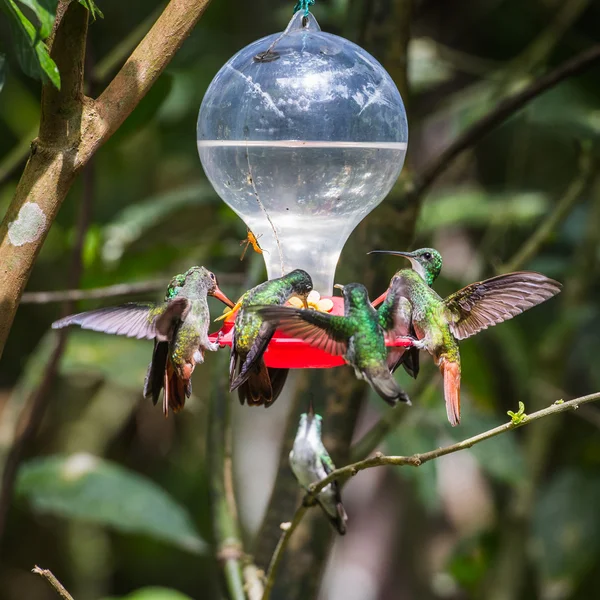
[289,406,348,535]
[52,266,234,416]
[229,269,313,407]
[256,282,410,405]
[372,248,562,426]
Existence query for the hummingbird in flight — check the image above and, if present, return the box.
[52,266,234,416]
[256,282,411,405]
[289,405,348,535]
[229,269,313,407]
[372,248,562,426]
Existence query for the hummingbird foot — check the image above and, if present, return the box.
[399,336,425,350]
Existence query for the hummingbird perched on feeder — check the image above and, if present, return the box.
[52,266,234,416]
[256,282,411,405]
[229,269,313,407]
[371,248,562,426]
[289,405,348,535]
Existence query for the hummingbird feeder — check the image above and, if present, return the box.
[199,7,409,368]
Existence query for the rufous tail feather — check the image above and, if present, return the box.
[163,361,187,416]
[440,358,461,426]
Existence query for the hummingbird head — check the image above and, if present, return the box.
[298,411,323,441]
[334,282,370,309]
[368,248,442,286]
[166,267,234,307]
[286,269,313,308]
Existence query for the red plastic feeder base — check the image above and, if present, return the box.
[208,295,412,369]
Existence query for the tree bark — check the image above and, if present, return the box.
[0,0,213,359]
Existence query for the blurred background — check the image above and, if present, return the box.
[1,0,600,599]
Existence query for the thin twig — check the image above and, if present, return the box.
[405,45,600,206]
[20,273,245,304]
[261,506,308,600]
[32,566,74,600]
[261,391,600,595]
[21,281,166,304]
[499,143,595,273]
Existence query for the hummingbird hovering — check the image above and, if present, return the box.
[229,269,313,407]
[372,248,562,426]
[256,282,410,405]
[52,266,234,416]
[289,406,348,535]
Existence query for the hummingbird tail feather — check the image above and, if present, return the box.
[440,358,461,426]
[366,365,410,406]
[237,360,274,407]
[268,368,289,406]
[163,361,189,416]
[144,341,168,405]
[334,502,348,535]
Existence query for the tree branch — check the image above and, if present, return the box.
[32,566,74,600]
[404,44,600,206]
[0,0,214,360]
[261,391,600,594]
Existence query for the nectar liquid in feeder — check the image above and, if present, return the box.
[197,11,408,294]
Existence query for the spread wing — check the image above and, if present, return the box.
[51,297,190,342]
[444,271,562,340]
[256,306,350,356]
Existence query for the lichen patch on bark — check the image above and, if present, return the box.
[7,203,47,247]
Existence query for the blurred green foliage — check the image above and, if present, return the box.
[0,0,600,599]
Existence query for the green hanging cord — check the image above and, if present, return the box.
[293,0,315,16]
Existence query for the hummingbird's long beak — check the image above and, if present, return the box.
[333,283,345,292]
[302,295,309,309]
[211,285,235,308]
[368,250,414,258]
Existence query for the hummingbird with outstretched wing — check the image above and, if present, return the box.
[256,282,411,406]
[373,248,562,426]
[52,266,234,416]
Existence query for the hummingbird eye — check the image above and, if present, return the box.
[423,252,432,260]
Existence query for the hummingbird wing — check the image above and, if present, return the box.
[256,306,350,356]
[319,452,348,535]
[443,271,562,340]
[52,297,190,342]
[378,277,420,377]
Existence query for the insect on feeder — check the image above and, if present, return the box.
[200,8,410,368]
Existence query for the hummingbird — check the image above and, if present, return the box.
[256,282,410,405]
[229,269,313,407]
[52,266,234,416]
[372,248,562,426]
[290,406,348,535]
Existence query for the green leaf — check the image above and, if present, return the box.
[532,469,600,592]
[417,189,548,234]
[102,183,217,264]
[103,589,194,600]
[507,401,527,424]
[60,331,153,390]
[15,0,57,39]
[78,0,103,20]
[16,454,208,554]
[1,0,60,88]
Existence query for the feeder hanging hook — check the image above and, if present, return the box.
[293,0,315,16]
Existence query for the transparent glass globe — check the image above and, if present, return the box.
[197,11,408,293]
